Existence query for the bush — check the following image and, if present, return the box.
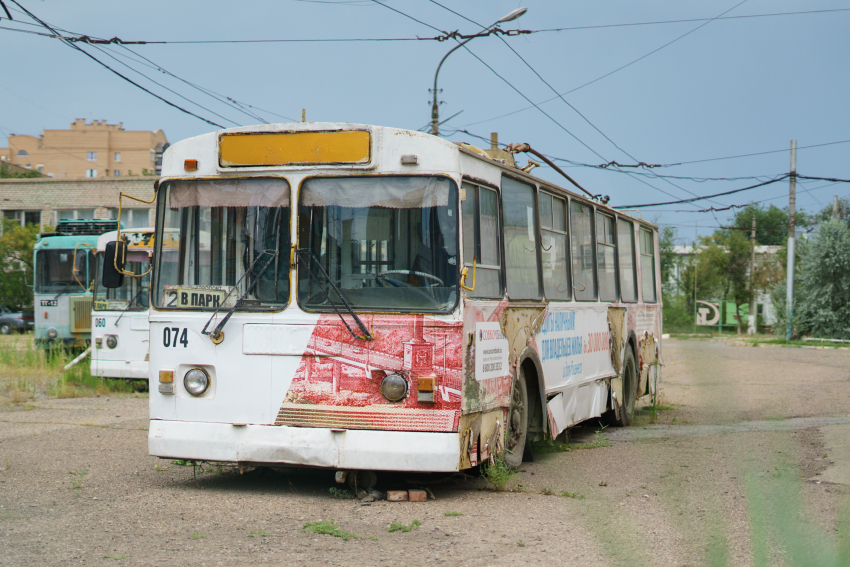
[793,220,850,339]
[662,292,694,333]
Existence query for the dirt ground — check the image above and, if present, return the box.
[1,337,849,566]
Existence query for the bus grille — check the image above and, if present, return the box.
[275,403,459,432]
[70,296,92,333]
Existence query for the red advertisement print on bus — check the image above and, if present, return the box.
[277,314,463,432]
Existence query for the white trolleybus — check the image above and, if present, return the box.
[102,123,662,476]
[91,229,154,380]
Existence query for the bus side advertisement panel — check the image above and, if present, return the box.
[536,305,616,395]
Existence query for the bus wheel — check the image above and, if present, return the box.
[347,470,377,492]
[614,347,637,426]
[504,366,529,469]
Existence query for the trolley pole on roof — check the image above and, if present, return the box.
[748,216,757,335]
[430,8,527,136]
[786,140,797,340]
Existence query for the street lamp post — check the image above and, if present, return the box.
[430,8,527,136]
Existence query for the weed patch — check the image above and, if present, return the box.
[444,510,463,517]
[534,427,610,453]
[480,457,517,491]
[248,530,267,538]
[560,491,585,499]
[0,337,142,398]
[303,520,361,541]
[191,532,206,539]
[388,520,421,533]
[329,487,354,500]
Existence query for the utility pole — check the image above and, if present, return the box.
[786,140,796,340]
[834,195,839,219]
[748,216,757,335]
[693,220,698,333]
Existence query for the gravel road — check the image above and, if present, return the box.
[1,337,848,566]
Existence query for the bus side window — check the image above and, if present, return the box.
[596,212,618,302]
[539,192,570,300]
[640,227,657,303]
[570,201,597,300]
[617,218,637,302]
[461,182,503,298]
[501,177,541,299]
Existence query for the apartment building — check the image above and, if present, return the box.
[0,176,157,230]
[0,119,168,179]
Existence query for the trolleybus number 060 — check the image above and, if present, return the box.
[163,327,188,348]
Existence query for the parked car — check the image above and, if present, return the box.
[0,306,34,334]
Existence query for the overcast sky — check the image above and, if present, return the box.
[1,0,848,241]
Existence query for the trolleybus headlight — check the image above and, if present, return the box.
[380,373,408,403]
[183,368,210,396]
[106,335,118,349]
[47,327,58,339]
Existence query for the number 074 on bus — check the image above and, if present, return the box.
[100,123,662,474]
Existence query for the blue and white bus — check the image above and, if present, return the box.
[34,219,120,349]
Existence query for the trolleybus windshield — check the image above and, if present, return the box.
[94,251,151,311]
[297,176,458,313]
[153,178,291,310]
[35,249,94,294]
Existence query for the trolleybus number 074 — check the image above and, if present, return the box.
[163,327,188,348]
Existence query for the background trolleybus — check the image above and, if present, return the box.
[34,219,120,349]
[103,123,662,476]
[91,229,155,380]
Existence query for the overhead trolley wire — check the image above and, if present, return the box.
[7,0,225,129]
[617,175,850,209]
[462,0,750,129]
[4,7,847,45]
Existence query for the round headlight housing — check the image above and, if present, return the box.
[184,368,210,396]
[47,327,58,339]
[106,335,118,349]
[380,373,408,403]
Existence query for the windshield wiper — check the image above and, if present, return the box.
[53,281,78,299]
[114,287,146,326]
[201,249,278,342]
[295,248,373,341]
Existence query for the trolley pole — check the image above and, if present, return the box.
[785,141,796,340]
[748,216,756,335]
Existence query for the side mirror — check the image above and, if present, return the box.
[102,241,126,289]
[74,251,86,278]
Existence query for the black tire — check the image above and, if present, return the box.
[613,347,637,426]
[504,366,529,469]
[0,323,11,335]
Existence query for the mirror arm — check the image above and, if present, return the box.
[460,256,477,292]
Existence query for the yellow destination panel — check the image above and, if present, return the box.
[219,130,371,167]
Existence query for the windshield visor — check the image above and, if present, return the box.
[35,249,94,293]
[94,252,151,311]
[154,178,291,310]
[297,176,458,313]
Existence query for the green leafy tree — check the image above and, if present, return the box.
[694,229,752,333]
[0,162,43,179]
[0,219,40,309]
[793,219,850,339]
[730,202,812,246]
[813,197,850,223]
[659,226,679,294]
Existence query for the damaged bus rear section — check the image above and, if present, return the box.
[127,123,661,474]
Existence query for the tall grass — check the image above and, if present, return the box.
[0,334,139,399]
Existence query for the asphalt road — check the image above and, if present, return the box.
[1,337,849,566]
